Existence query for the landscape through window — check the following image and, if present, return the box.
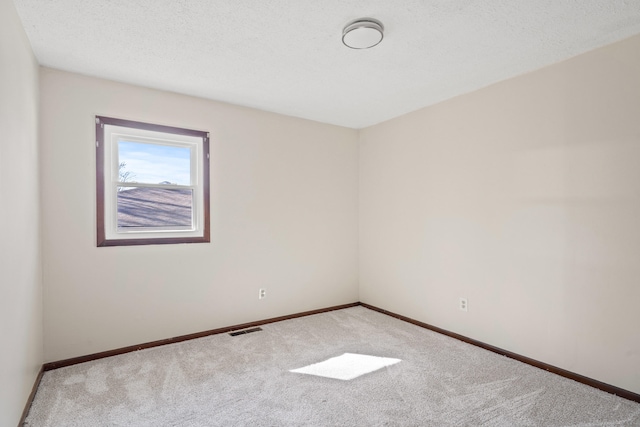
[116,140,193,229]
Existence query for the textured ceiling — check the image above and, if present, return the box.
[12,0,640,128]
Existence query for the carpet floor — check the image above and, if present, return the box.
[25,306,640,426]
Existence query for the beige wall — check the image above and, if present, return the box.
[0,0,42,425]
[39,69,359,362]
[359,34,640,394]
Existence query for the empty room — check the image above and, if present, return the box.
[2,0,640,426]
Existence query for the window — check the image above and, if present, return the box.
[96,116,210,246]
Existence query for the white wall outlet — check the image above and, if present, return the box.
[459,297,468,312]
[259,288,266,300]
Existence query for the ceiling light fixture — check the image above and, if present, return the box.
[342,18,384,49]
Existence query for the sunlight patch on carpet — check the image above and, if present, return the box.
[290,353,401,380]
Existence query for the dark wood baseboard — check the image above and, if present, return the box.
[36,300,640,408]
[43,302,360,371]
[360,302,640,404]
[18,365,44,427]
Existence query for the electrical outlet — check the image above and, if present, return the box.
[459,297,468,312]
[259,288,266,300]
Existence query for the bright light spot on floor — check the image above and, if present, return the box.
[290,353,401,380]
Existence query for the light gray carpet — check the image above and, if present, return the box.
[25,307,640,426]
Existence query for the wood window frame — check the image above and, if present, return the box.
[96,116,210,247]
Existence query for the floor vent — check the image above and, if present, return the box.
[229,327,263,336]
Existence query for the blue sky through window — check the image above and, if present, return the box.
[118,140,191,185]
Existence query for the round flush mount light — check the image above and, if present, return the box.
[342,18,384,49]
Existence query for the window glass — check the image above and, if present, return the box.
[117,140,192,186]
[117,187,193,229]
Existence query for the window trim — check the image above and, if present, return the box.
[96,116,210,247]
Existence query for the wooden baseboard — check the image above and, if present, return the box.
[36,300,640,409]
[18,365,44,427]
[360,302,640,404]
[43,302,360,371]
